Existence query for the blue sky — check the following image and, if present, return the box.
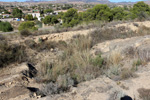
[0,0,144,2]
[109,0,144,2]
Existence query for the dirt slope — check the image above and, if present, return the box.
[1,21,150,100]
[40,34,150,100]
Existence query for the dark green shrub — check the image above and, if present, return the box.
[62,8,79,27]
[43,15,59,25]
[0,21,13,32]
[18,21,38,31]
[0,41,27,68]
[130,1,150,20]
[132,1,150,16]
[111,7,126,20]
[25,14,34,21]
[91,54,104,68]
[20,29,32,37]
[137,11,150,21]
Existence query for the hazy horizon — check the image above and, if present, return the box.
[0,0,145,2]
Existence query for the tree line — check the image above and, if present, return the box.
[60,1,150,27]
[1,1,150,32]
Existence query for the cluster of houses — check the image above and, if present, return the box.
[0,9,66,22]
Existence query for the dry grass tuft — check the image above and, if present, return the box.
[121,68,137,80]
[137,25,150,36]
[138,88,150,100]
[108,51,123,66]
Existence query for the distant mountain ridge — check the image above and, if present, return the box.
[56,0,110,3]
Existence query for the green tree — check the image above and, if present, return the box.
[18,21,37,31]
[93,4,112,21]
[123,11,133,20]
[62,8,79,27]
[25,14,34,21]
[4,10,10,14]
[57,12,64,19]
[12,8,23,18]
[131,1,150,19]
[0,21,13,32]
[82,9,96,21]
[44,9,53,14]
[43,16,52,25]
[111,7,125,20]
[51,17,59,24]
[43,15,59,25]
[40,9,44,16]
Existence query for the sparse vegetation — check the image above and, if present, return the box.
[121,68,136,80]
[132,59,142,68]
[2,1,150,100]
[108,51,123,66]
[37,35,104,93]
[36,20,150,95]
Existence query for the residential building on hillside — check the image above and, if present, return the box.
[2,14,10,18]
[28,13,41,21]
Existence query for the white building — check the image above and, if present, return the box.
[28,13,41,21]
[2,14,10,18]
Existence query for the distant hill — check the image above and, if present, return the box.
[56,0,110,4]
[55,0,150,5]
